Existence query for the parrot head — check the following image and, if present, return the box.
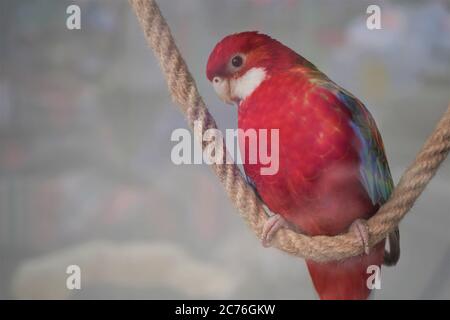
[206,31,306,105]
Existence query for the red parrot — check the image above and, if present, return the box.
[206,32,399,299]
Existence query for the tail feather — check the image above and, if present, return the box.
[383,227,400,266]
[306,241,385,300]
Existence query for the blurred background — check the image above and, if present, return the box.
[1,0,450,299]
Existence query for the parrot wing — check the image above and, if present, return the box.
[311,77,400,265]
[334,89,394,206]
[331,87,400,265]
[306,72,394,206]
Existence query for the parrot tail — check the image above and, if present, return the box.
[384,227,400,266]
[305,240,385,300]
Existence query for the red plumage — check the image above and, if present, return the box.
[239,68,385,299]
[207,32,394,299]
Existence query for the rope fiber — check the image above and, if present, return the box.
[129,0,450,262]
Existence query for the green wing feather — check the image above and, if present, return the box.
[292,66,393,205]
[306,67,393,204]
[335,89,394,205]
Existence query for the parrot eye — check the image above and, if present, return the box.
[230,54,244,69]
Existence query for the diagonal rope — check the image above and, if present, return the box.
[129,0,450,263]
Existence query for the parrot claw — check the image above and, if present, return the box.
[261,214,298,248]
[350,219,370,255]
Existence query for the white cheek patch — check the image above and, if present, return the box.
[231,67,267,102]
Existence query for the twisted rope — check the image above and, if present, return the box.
[129,0,450,262]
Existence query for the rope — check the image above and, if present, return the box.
[129,0,450,263]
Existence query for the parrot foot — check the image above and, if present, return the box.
[350,219,370,255]
[261,214,299,248]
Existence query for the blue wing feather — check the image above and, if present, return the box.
[336,90,394,205]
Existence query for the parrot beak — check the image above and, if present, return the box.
[212,76,234,105]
